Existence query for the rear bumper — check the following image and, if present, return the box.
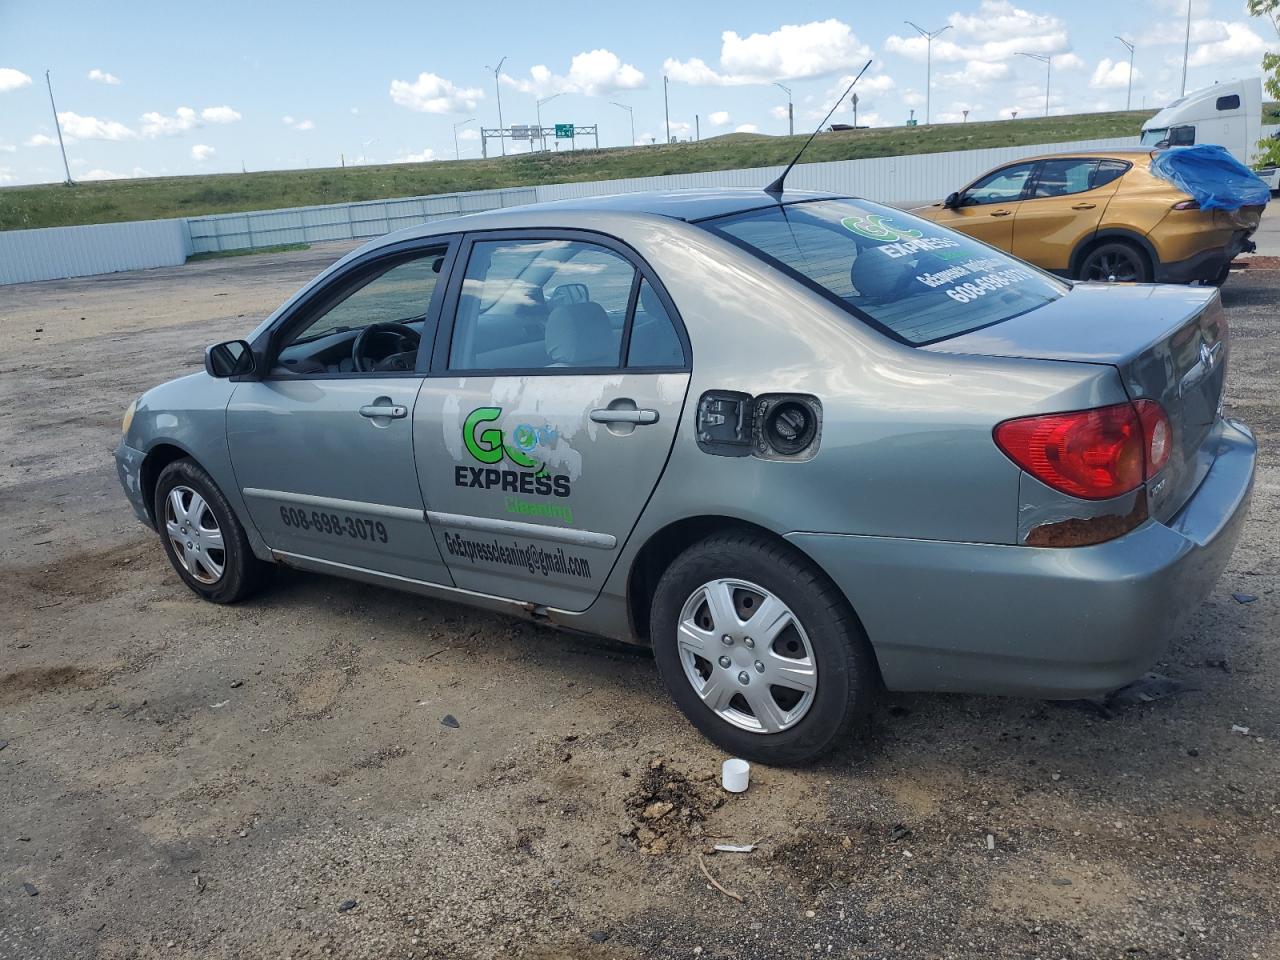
[1156,231,1254,284]
[787,419,1256,699]
[115,439,153,527]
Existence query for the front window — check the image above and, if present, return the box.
[702,199,1067,346]
[964,162,1034,205]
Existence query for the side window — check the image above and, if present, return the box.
[1169,125,1196,146]
[449,238,636,371]
[964,163,1034,205]
[1091,160,1130,189]
[1030,159,1099,198]
[627,279,685,368]
[275,250,446,375]
[1216,94,1241,111]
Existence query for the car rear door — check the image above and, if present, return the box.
[226,238,458,585]
[931,161,1034,250]
[413,230,691,612]
[1012,158,1128,272]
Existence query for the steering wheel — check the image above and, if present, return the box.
[351,322,421,373]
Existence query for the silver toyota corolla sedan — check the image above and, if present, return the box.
[115,189,1256,763]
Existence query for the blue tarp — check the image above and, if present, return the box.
[1149,145,1271,211]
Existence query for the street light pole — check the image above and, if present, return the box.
[452,119,475,161]
[773,82,793,136]
[905,21,952,125]
[485,56,508,156]
[536,94,562,151]
[45,70,73,185]
[610,101,635,146]
[663,75,671,143]
[1115,36,1135,111]
[1018,52,1051,117]
[1180,0,1191,96]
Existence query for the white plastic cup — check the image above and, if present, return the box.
[722,758,750,793]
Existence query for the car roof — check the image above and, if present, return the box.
[509,187,843,221]
[1017,148,1154,163]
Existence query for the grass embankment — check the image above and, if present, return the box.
[185,242,310,262]
[0,109,1163,231]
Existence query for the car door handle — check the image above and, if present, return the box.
[359,404,407,419]
[1071,202,1097,210]
[989,209,1012,217]
[590,408,659,425]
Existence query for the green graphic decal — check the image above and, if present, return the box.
[463,406,541,469]
[840,214,924,243]
[456,406,572,499]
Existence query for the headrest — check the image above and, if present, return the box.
[545,302,616,366]
[850,250,904,302]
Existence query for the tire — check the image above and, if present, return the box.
[649,531,876,765]
[153,458,270,604]
[1076,241,1151,283]
[1208,263,1232,287]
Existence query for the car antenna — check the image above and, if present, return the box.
[764,59,872,198]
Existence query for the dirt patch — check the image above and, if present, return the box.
[622,758,724,855]
[0,665,99,707]
[17,538,156,604]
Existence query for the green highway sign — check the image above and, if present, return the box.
[554,123,574,139]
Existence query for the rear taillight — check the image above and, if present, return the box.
[994,400,1170,500]
[1172,199,1200,210]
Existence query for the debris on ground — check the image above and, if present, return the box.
[337,899,357,913]
[712,843,755,853]
[622,759,721,855]
[22,882,38,897]
[230,679,243,688]
[1062,672,1193,717]
[1231,724,1251,736]
[1232,593,1258,604]
[441,714,460,728]
[697,851,744,902]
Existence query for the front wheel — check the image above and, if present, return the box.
[650,531,876,765]
[1077,242,1151,283]
[153,458,270,604]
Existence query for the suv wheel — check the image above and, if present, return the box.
[650,531,876,765]
[153,458,270,604]
[1077,242,1151,283]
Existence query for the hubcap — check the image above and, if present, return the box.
[1086,251,1139,283]
[676,578,818,734]
[164,485,225,585]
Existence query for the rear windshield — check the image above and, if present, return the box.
[701,199,1067,345]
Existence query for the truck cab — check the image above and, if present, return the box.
[1140,78,1262,167]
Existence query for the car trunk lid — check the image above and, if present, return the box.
[925,283,1227,521]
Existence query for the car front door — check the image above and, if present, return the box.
[1012,158,1128,272]
[932,161,1035,250]
[414,231,691,612]
[226,239,457,584]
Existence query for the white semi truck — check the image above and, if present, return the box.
[1140,77,1279,193]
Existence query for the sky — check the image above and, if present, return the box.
[0,0,1275,186]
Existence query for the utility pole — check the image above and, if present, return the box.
[45,70,73,186]
[1018,52,1051,117]
[486,56,508,156]
[1115,36,1135,111]
[610,101,635,146]
[695,114,700,141]
[1180,0,1191,96]
[962,109,969,123]
[905,21,952,125]
[774,82,793,136]
[536,95,561,151]
[851,92,859,128]
[453,118,475,160]
[663,75,671,144]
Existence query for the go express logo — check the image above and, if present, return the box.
[454,406,571,499]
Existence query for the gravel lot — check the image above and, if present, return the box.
[1,245,1276,960]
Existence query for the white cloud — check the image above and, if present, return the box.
[389,73,483,113]
[87,69,121,85]
[282,115,315,131]
[886,1,1069,64]
[1185,22,1269,68]
[708,110,731,126]
[0,143,15,153]
[501,49,645,97]
[350,106,360,115]
[734,123,759,133]
[191,144,215,161]
[1054,52,1085,71]
[59,111,136,141]
[140,106,200,137]
[1091,58,1140,90]
[769,104,790,120]
[25,133,58,147]
[665,19,871,85]
[394,148,438,163]
[0,67,32,93]
[0,166,14,183]
[458,127,480,141]
[201,105,241,124]
[939,61,1011,87]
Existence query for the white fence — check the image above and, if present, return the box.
[0,218,190,285]
[5,128,1276,286]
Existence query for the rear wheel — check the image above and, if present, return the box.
[153,458,270,604]
[650,531,876,765]
[1077,241,1151,283]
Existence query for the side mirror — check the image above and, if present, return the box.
[205,339,256,379]
[549,283,590,307]
[943,191,961,209]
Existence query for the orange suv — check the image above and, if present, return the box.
[915,149,1263,285]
